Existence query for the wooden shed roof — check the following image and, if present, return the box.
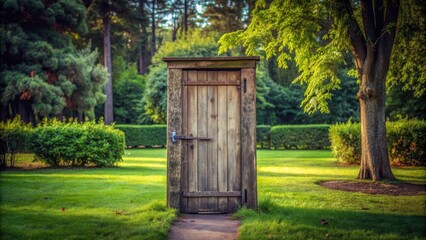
[163,56,260,69]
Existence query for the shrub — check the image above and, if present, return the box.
[386,120,426,166]
[329,122,361,165]
[114,125,166,147]
[270,125,330,149]
[32,119,125,167]
[329,120,426,166]
[256,125,271,149]
[0,116,33,168]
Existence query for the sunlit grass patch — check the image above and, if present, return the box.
[1,149,425,239]
[0,149,174,240]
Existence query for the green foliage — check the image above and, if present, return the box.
[32,119,125,167]
[0,0,108,120]
[270,125,330,150]
[330,120,426,166]
[387,120,426,166]
[0,116,33,167]
[329,121,361,165]
[113,64,146,124]
[256,125,271,149]
[387,0,426,99]
[141,31,220,123]
[219,0,425,121]
[115,124,166,147]
[219,0,347,114]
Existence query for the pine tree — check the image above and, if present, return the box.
[0,0,108,123]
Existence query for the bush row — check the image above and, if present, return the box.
[115,124,330,150]
[0,118,125,167]
[0,116,33,168]
[256,125,271,149]
[329,120,426,166]
[115,125,167,147]
[270,125,331,149]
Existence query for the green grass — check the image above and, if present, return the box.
[1,149,425,239]
[239,150,426,240]
[0,149,175,240]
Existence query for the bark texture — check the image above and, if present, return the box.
[150,0,156,57]
[343,0,400,180]
[103,15,113,124]
[138,0,148,75]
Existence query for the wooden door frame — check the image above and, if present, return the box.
[165,57,259,212]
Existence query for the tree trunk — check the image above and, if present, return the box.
[183,0,188,33]
[138,0,148,75]
[343,0,399,180]
[103,15,114,125]
[0,104,9,121]
[150,0,156,57]
[357,73,395,181]
[139,41,148,74]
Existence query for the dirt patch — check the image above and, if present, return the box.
[319,181,426,196]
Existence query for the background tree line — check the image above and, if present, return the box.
[1,0,424,127]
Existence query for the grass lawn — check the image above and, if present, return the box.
[1,149,425,239]
[0,149,175,240]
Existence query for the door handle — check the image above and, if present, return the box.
[171,131,212,143]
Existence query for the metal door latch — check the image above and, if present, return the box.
[171,131,212,143]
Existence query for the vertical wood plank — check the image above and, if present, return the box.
[227,70,241,211]
[217,71,228,212]
[181,70,188,212]
[197,70,208,211]
[241,68,257,209]
[187,70,198,213]
[207,71,218,210]
[167,68,182,209]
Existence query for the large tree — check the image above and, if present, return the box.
[0,0,107,123]
[86,0,133,124]
[219,0,412,180]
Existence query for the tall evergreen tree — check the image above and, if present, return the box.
[86,0,134,124]
[0,0,108,123]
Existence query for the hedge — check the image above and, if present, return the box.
[115,124,167,147]
[0,116,33,168]
[270,125,330,149]
[256,125,271,149]
[329,120,426,166]
[32,119,125,167]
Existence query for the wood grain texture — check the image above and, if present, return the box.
[227,71,241,211]
[180,70,188,212]
[167,58,258,213]
[217,71,229,212]
[182,191,241,197]
[183,81,240,86]
[197,70,208,210]
[207,71,218,210]
[167,68,183,209]
[164,60,257,69]
[163,56,260,62]
[187,70,198,213]
[241,68,257,209]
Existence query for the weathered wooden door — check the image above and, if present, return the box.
[165,57,258,213]
[180,69,241,213]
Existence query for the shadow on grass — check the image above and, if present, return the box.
[238,203,426,239]
[0,205,173,240]
[258,171,352,179]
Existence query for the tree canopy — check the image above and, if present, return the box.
[219,0,425,180]
[1,0,423,131]
[0,0,108,122]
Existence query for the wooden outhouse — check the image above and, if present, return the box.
[164,57,258,213]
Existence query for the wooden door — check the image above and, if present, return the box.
[180,69,241,213]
